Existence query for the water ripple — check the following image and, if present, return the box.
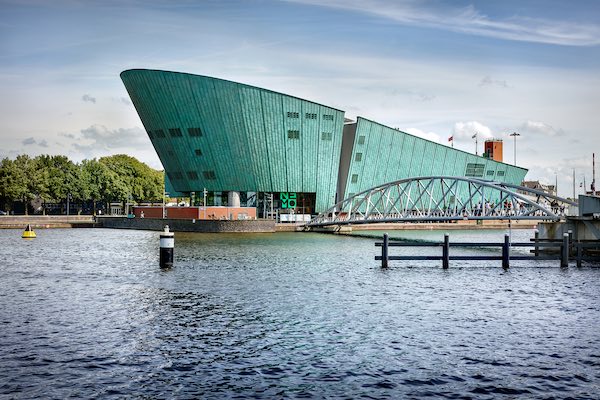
[0,229,599,398]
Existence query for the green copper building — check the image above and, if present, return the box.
[121,69,528,215]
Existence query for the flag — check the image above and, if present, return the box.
[448,136,453,142]
[471,133,477,139]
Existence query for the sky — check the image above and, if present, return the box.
[1,0,599,197]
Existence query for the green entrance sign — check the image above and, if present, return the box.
[280,192,297,209]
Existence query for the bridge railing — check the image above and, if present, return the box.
[308,176,577,227]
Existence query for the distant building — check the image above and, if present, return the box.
[484,139,503,162]
[521,180,556,196]
[121,69,528,215]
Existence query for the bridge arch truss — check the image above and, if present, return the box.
[308,176,577,227]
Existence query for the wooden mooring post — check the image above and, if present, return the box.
[561,232,569,268]
[442,233,449,269]
[502,233,510,269]
[381,233,389,268]
[374,230,600,268]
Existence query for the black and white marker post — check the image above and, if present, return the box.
[160,225,174,268]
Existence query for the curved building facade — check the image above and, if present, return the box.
[121,69,528,214]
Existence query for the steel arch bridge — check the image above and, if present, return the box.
[307,176,577,227]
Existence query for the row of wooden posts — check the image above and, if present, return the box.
[376,231,600,268]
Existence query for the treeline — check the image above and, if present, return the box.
[0,154,164,214]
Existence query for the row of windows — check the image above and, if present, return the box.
[288,130,300,139]
[168,170,216,181]
[287,130,334,140]
[465,163,485,178]
[148,127,203,139]
[286,112,335,120]
[349,169,507,185]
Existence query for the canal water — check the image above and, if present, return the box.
[1,228,599,398]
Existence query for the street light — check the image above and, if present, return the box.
[509,132,521,166]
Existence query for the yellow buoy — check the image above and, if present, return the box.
[22,224,36,239]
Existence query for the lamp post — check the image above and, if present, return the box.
[203,188,207,219]
[509,132,520,166]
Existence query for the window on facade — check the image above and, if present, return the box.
[465,163,485,177]
[358,135,365,144]
[168,171,183,181]
[355,153,363,162]
[305,112,317,119]
[286,111,299,118]
[497,170,505,176]
[203,170,217,180]
[168,150,175,157]
[486,170,495,176]
[351,174,358,183]
[169,128,183,137]
[323,114,334,121]
[154,129,165,138]
[188,127,202,137]
[194,149,202,156]
[321,132,332,140]
[187,171,199,180]
[287,130,300,139]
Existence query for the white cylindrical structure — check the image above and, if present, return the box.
[228,191,241,208]
[160,225,174,268]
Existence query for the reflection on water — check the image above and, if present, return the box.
[0,228,599,398]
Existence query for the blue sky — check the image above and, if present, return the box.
[1,0,599,197]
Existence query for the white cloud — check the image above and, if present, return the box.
[22,137,36,146]
[75,125,147,152]
[519,120,564,137]
[479,76,508,88]
[452,121,493,140]
[405,127,441,144]
[82,94,96,103]
[288,0,600,46]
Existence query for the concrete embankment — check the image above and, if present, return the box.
[0,215,98,229]
[98,216,276,233]
[309,219,537,233]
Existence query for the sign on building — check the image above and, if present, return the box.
[280,192,297,208]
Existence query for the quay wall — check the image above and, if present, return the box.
[0,215,97,229]
[98,216,275,233]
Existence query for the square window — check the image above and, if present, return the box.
[321,132,332,140]
[351,174,358,183]
[203,170,216,180]
[169,128,183,137]
[195,149,202,156]
[154,129,165,138]
[355,153,362,162]
[358,136,365,144]
[187,171,199,180]
[188,127,203,137]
